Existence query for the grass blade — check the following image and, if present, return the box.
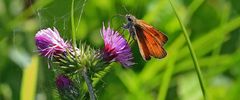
[20,56,39,100]
[169,0,207,99]
[71,0,76,47]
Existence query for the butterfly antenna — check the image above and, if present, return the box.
[110,14,125,25]
[122,4,130,14]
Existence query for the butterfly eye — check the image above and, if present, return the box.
[127,17,132,22]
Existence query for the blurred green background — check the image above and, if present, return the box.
[0,0,240,100]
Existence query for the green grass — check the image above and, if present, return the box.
[169,0,207,99]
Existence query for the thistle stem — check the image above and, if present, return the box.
[82,68,96,100]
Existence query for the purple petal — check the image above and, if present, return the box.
[101,23,134,67]
[35,27,69,58]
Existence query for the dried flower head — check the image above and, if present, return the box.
[101,24,134,67]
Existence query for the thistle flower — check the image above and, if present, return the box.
[35,27,69,58]
[56,75,79,99]
[101,24,134,67]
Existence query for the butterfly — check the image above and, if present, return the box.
[123,14,168,60]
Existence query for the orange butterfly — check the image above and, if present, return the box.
[123,14,168,60]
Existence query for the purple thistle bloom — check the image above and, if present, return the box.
[35,27,69,58]
[101,24,134,67]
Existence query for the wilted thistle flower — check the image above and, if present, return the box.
[35,27,69,58]
[56,75,79,99]
[101,24,134,67]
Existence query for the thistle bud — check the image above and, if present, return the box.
[55,75,79,99]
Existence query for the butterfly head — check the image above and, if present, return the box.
[123,14,137,30]
[125,14,136,24]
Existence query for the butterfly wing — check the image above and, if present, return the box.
[143,29,167,59]
[138,20,168,45]
[135,20,167,59]
[134,26,151,60]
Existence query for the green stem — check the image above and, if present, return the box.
[71,0,79,62]
[169,0,207,99]
[82,68,96,100]
[71,0,76,47]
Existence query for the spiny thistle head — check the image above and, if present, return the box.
[35,27,70,58]
[56,74,79,99]
[53,42,103,73]
[101,23,134,67]
[34,27,103,73]
[76,42,100,68]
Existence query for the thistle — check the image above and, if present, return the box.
[101,24,134,67]
[35,27,70,58]
[35,23,134,100]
